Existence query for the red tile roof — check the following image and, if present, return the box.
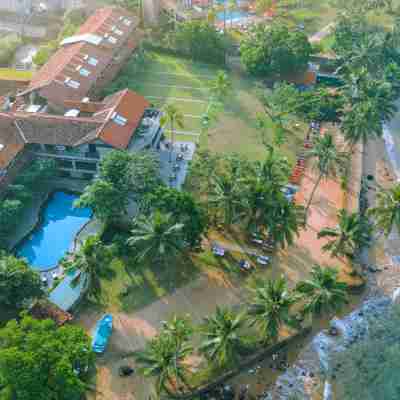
[0,89,149,158]
[20,7,140,108]
[97,89,150,149]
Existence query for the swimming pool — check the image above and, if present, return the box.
[215,0,250,22]
[216,9,249,22]
[16,191,92,271]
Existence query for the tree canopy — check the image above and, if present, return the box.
[76,150,161,222]
[0,254,43,310]
[174,21,228,65]
[240,23,312,77]
[0,314,94,400]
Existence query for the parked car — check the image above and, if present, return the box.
[92,314,113,354]
[238,259,251,271]
[212,245,225,257]
[257,255,270,265]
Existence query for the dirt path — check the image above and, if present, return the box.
[78,274,247,400]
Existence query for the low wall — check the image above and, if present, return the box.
[165,327,311,399]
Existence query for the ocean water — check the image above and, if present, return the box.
[16,191,92,271]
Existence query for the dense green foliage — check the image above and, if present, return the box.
[143,186,207,247]
[0,34,22,66]
[240,23,312,77]
[0,159,56,249]
[318,209,372,260]
[369,184,400,236]
[247,277,294,341]
[76,150,160,222]
[173,21,228,64]
[296,266,348,316]
[61,235,112,300]
[134,315,193,395]
[0,254,43,310]
[127,211,187,264]
[0,314,94,400]
[200,307,246,366]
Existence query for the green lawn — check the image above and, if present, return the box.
[104,51,305,163]
[0,68,33,81]
[279,0,337,35]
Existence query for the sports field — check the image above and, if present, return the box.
[105,51,305,163]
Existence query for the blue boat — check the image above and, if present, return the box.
[92,314,113,353]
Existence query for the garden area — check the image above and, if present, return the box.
[103,51,305,163]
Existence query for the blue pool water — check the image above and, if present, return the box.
[216,9,249,22]
[215,0,250,22]
[16,191,92,271]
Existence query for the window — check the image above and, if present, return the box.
[111,26,124,36]
[111,112,127,126]
[79,68,90,76]
[88,57,98,66]
[64,77,80,89]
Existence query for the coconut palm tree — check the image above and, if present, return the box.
[134,333,193,395]
[127,211,186,264]
[305,133,346,223]
[63,235,110,300]
[256,145,291,187]
[265,193,304,248]
[160,104,184,163]
[369,183,400,236]
[161,314,193,349]
[318,209,372,260]
[210,70,232,102]
[247,277,294,342]
[200,306,245,366]
[296,265,348,317]
[209,173,246,226]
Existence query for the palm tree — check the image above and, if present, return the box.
[160,104,184,163]
[200,306,245,366]
[369,183,400,236]
[227,0,236,29]
[62,235,109,300]
[255,145,291,187]
[127,211,186,264]
[210,70,232,101]
[209,173,246,226]
[295,265,348,317]
[318,209,372,260]
[305,133,345,223]
[265,192,304,248]
[134,333,193,395]
[161,314,193,349]
[247,277,294,342]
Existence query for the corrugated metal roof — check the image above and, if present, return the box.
[49,271,86,311]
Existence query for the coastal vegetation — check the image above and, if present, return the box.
[0,314,94,400]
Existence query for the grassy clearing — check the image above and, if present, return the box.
[281,0,337,35]
[106,51,304,163]
[0,68,33,81]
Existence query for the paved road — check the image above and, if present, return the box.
[309,22,335,43]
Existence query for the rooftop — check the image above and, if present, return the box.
[19,6,141,108]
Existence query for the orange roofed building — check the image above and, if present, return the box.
[17,6,144,111]
[0,88,162,182]
[0,7,163,185]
